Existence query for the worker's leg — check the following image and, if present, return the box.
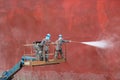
[45,50,49,62]
[34,45,40,60]
[36,54,39,60]
[54,50,59,59]
[60,49,64,58]
[35,50,40,60]
[39,47,43,61]
[38,51,43,61]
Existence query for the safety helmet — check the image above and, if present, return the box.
[58,34,62,39]
[59,34,62,37]
[45,33,51,40]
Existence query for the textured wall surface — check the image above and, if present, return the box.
[0,0,120,80]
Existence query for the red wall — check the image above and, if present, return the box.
[0,0,120,80]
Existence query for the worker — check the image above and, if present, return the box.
[54,34,71,59]
[40,33,51,62]
[33,41,43,61]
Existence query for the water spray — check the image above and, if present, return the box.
[71,40,112,49]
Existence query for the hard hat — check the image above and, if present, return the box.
[58,34,62,40]
[59,34,62,37]
[46,33,51,37]
[46,33,51,40]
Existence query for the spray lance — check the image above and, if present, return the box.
[70,40,82,43]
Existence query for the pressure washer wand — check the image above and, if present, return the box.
[70,40,82,43]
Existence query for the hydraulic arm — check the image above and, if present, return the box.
[0,56,36,80]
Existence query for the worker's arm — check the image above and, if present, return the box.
[39,39,46,46]
[62,40,71,43]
